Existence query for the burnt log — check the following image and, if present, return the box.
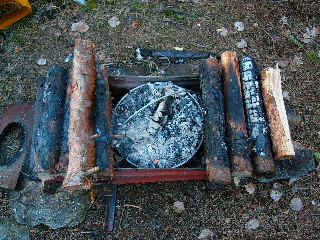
[63,39,97,189]
[221,51,253,177]
[239,56,275,176]
[261,66,295,160]
[95,65,114,174]
[29,67,68,173]
[136,48,211,63]
[200,58,232,184]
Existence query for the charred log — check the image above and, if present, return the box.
[239,56,275,176]
[200,58,232,185]
[95,65,114,174]
[136,48,211,63]
[63,39,97,189]
[261,66,295,160]
[29,67,68,173]
[221,51,253,178]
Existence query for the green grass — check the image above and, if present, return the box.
[305,51,320,64]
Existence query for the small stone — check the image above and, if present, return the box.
[198,229,214,239]
[283,91,290,101]
[270,189,283,202]
[272,183,282,190]
[64,53,73,63]
[236,39,247,49]
[311,200,318,206]
[245,183,256,195]
[108,16,120,28]
[290,197,303,211]
[37,57,47,66]
[233,177,241,187]
[173,47,184,51]
[245,219,260,230]
[71,21,89,33]
[217,27,228,37]
[280,16,288,25]
[241,213,250,220]
[173,201,185,213]
[234,21,245,32]
[278,60,290,68]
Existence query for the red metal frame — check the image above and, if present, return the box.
[111,168,207,184]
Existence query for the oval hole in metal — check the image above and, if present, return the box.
[0,122,25,167]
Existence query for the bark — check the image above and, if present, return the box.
[200,58,232,184]
[239,56,275,176]
[63,39,97,189]
[221,51,253,177]
[261,66,295,160]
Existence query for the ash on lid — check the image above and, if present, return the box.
[112,82,204,168]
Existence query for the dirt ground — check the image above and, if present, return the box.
[1,0,320,239]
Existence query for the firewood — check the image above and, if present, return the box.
[30,67,68,173]
[63,39,97,189]
[261,66,295,160]
[200,58,232,184]
[221,51,253,177]
[95,65,114,174]
[239,56,275,176]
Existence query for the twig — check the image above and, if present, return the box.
[123,204,142,210]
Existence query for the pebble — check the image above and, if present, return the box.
[272,183,282,190]
[270,189,283,202]
[290,197,303,211]
[198,229,214,239]
[245,183,256,195]
[234,21,245,32]
[71,21,89,33]
[311,200,319,206]
[236,39,247,49]
[241,213,250,220]
[37,57,47,65]
[283,91,290,101]
[64,53,73,63]
[245,219,260,230]
[277,60,290,68]
[173,201,185,213]
[108,16,120,28]
[217,27,228,37]
[233,177,241,187]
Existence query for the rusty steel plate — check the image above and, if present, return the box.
[0,104,34,189]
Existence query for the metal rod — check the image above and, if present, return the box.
[104,184,118,232]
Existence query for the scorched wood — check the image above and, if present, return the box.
[29,67,68,173]
[221,51,253,178]
[239,56,275,176]
[95,65,114,174]
[261,66,295,160]
[200,58,232,185]
[63,39,97,189]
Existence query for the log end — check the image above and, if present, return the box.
[231,156,253,177]
[206,159,232,185]
[253,155,275,177]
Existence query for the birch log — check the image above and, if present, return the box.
[63,39,97,189]
[261,66,295,160]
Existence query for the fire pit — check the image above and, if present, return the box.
[112,82,204,168]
